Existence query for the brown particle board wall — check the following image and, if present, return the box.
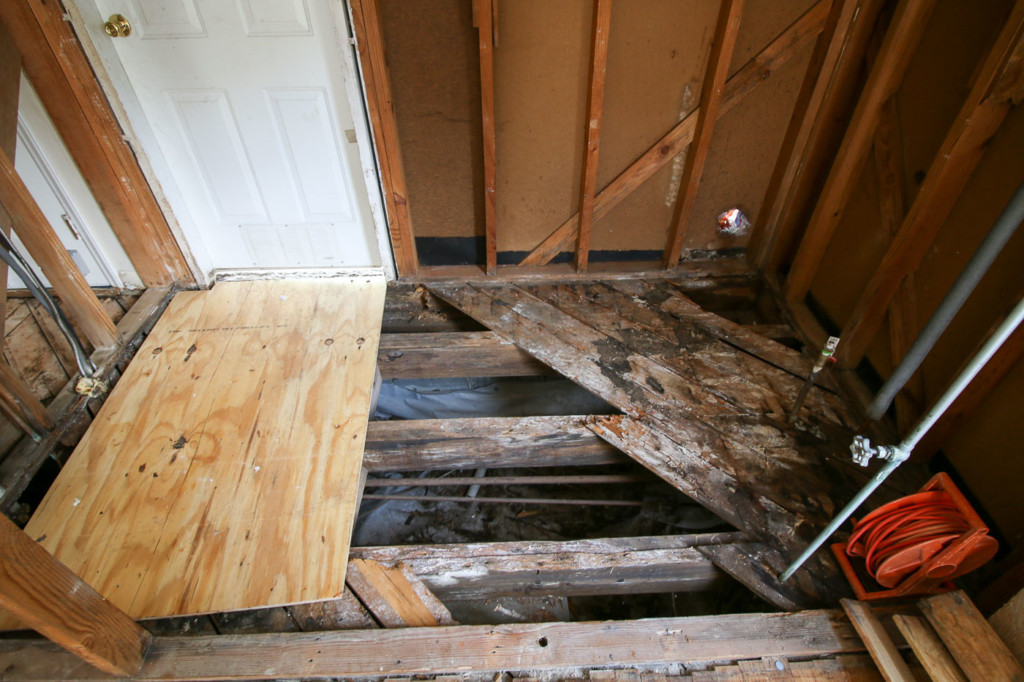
[807,0,1024,548]
[493,0,592,252]
[380,0,817,258]
[380,0,483,240]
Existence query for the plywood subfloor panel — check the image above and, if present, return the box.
[0,277,385,625]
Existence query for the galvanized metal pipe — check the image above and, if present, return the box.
[781,293,1024,582]
[868,178,1024,421]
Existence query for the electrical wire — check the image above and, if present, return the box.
[0,229,95,377]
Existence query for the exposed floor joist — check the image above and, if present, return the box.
[378,332,553,378]
[363,416,627,471]
[0,608,872,680]
[350,534,739,601]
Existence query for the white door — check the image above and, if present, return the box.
[10,74,142,290]
[84,0,382,273]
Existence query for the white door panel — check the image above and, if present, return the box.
[9,75,141,290]
[91,0,380,271]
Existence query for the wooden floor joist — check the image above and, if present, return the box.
[350,534,738,602]
[362,415,627,472]
[377,332,553,378]
[0,608,872,680]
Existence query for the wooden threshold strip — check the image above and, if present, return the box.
[0,609,869,680]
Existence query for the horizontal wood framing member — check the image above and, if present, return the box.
[0,288,174,511]
[420,255,757,283]
[350,534,741,602]
[0,1,192,287]
[362,416,628,472]
[0,608,873,680]
[377,332,553,378]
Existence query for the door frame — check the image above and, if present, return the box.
[64,0,397,284]
[15,75,133,289]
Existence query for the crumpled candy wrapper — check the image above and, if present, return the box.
[717,208,751,237]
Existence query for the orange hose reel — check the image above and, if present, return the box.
[831,472,998,600]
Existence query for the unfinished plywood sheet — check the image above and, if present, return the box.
[0,277,385,625]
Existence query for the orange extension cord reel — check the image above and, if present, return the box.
[831,472,998,600]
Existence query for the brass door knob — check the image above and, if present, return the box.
[103,14,131,38]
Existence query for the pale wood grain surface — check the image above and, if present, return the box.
[0,278,385,626]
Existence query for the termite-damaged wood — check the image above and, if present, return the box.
[532,282,847,431]
[383,283,484,333]
[427,281,861,606]
[589,417,842,608]
[350,534,738,602]
[378,332,553,378]
[362,416,627,472]
[693,654,885,680]
[429,282,845,525]
[698,542,844,612]
[0,609,873,680]
[614,278,838,390]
